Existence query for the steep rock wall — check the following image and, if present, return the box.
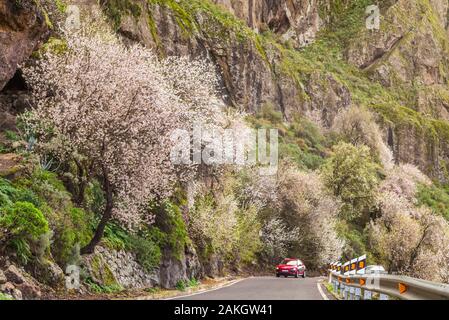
[343,0,449,180]
[212,0,321,47]
[112,0,347,124]
[0,0,48,91]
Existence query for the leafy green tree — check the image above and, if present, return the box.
[321,142,379,220]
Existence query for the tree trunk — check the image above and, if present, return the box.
[74,160,87,206]
[80,170,113,255]
[75,181,87,207]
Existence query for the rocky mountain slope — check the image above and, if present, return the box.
[2,0,449,298]
[106,0,449,181]
[3,0,448,180]
[0,0,49,90]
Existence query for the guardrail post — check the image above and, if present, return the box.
[363,289,372,300]
[379,293,389,300]
[349,287,355,300]
[354,287,362,300]
[343,286,349,300]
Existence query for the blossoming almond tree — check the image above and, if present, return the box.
[278,166,344,267]
[23,29,225,254]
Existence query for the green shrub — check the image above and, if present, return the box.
[52,207,93,265]
[85,277,123,294]
[417,183,449,220]
[144,287,160,294]
[0,177,41,208]
[176,278,200,291]
[0,178,19,202]
[164,201,189,258]
[102,223,163,272]
[101,200,189,271]
[14,169,71,214]
[4,130,19,142]
[127,229,162,273]
[0,201,49,239]
[234,206,261,264]
[13,170,93,265]
[321,142,380,220]
[0,192,11,208]
[175,279,187,291]
[0,292,12,300]
[103,223,128,251]
[336,220,375,263]
[247,106,327,170]
[153,200,189,260]
[1,172,93,266]
[10,238,32,266]
[0,201,49,264]
[101,0,142,29]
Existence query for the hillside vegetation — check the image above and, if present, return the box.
[1,0,449,298]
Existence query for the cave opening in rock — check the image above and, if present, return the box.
[1,69,27,93]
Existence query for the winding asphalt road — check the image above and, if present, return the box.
[173,276,327,300]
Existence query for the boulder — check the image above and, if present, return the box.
[0,264,43,300]
[159,252,188,289]
[0,0,49,90]
[4,265,25,285]
[30,259,65,289]
[0,270,7,284]
[11,288,23,300]
[185,244,202,281]
[0,153,23,179]
[16,281,41,300]
[82,252,119,287]
[0,282,16,296]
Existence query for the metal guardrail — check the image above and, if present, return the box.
[328,271,449,300]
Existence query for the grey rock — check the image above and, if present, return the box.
[17,281,42,300]
[82,247,157,289]
[212,0,321,49]
[0,282,15,295]
[0,270,7,284]
[31,259,65,288]
[0,0,49,90]
[4,265,25,285]
[11,288,23,300]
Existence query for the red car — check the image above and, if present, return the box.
[276,258,306,278]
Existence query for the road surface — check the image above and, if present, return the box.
[173,276,327,300]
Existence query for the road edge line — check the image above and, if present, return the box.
[317,281,329,300]
[164,278,248,300]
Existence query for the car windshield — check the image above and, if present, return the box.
[283,260,297,266]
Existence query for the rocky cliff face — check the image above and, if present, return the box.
[342,0,449,180]
[0,0,48,91]
[212,0,321,47]
[110,0,449,180]
[114,0,348,124]
[4,0,449,179]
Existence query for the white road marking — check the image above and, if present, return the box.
[164,278,248,300]
[317,281,329,300]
